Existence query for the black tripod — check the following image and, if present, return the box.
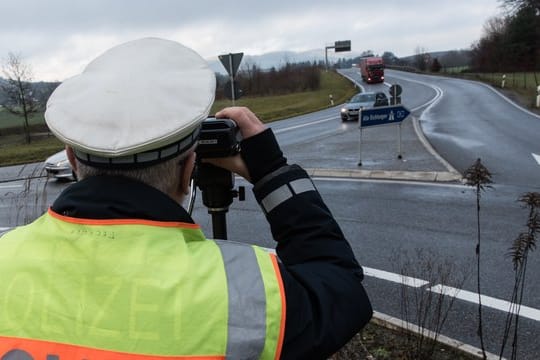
[194,162,244,240]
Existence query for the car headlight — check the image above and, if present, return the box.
[56,160,70,167]
[340,108,347,113]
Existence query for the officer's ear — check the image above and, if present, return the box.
[65,146,78,172]
[179,151,196,196]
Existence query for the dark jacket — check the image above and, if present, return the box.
[51,129,372,359]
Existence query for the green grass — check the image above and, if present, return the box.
[211,70,356,121]
[0,70,356,167]
[0,107,46,129]
[441,66,470,73]
[461,72,539,91]
[0,135,64,167]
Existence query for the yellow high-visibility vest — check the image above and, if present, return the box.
[0,209,285,359]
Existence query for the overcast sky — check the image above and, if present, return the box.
[0,0,503,81]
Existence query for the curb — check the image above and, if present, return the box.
[372,311,504,360]
[305,168,463,183]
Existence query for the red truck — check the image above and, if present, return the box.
[359,57,385,83]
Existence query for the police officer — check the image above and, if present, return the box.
[0,38,372,359]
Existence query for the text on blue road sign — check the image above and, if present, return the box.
[360,105,410,127]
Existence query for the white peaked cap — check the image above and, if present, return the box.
[45,37,215,166]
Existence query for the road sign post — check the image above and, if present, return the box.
[325,40,351,71]
[398,123,402,159]
[389,84,402,105]
[357,105,411,166]
[219,52,244,105]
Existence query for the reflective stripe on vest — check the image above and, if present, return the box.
[0,210,285,360]
[215,241,286,359]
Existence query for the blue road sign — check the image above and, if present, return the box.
[360,105,410,127]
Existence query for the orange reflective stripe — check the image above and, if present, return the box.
[47,208,201,229]
[0,336,224,360]
[270,254,286,360]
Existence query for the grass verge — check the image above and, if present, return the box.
[0,135,64,167]
[0,107,46,129]
[332,321,480,359]
[0,70,357,167]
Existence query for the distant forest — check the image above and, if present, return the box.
[333,50,472,72]
[216,61,324,99]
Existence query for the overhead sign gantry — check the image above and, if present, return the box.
[325,40,351,71]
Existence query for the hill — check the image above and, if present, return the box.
[398,50,471,68]
[0,77,59,106]
[208,49,364,74]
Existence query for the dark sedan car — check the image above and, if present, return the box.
[340,92,389,121]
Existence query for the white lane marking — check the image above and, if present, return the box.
[273,115,337,134]
[430,284,540,322]
[0,184,23,189]
[364,265,540,322]
[0,227,11,232]
[363,266,428,287]
[533,153,540,166]
[387,72,444,112]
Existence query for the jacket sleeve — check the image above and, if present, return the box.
[241,129,373,359]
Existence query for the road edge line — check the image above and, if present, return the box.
[411,115,462,178]
[371,311,504,360]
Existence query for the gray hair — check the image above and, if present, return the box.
[75,150,193,196]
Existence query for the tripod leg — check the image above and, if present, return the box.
[211,211,228,240]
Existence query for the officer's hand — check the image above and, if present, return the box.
[202,107,266,182]
[216,107,266,139]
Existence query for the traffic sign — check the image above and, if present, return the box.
[334,40,351,52]
[389,84,402,97]
[360,105,410,127]
[219,53,244,78]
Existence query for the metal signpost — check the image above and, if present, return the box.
[389,84,402,105]
[325,40,351,71]
[358,105,411,166]
[218,52,244,105]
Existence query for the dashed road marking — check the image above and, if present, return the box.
[363,266,428,287]
[430,284,540,322]
[363,264,540,322]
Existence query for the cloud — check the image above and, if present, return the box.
[0,0,503,81]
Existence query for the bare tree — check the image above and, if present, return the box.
[414,46,430,71]
[392,248,469,360]
[500,192,540,360]
[1,52,40,143]
[502,0,540,14]
[483,16,507,38]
